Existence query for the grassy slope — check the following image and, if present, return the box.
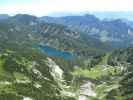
[71,53,123,99]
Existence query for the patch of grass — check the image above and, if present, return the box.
[0,58,13,81]
[13,72,30,81]
[95,83,120,99]
[72,54,121,79]
[98,54,110,65]
[72,65,121,80]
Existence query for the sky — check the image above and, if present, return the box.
[0,0,133,16]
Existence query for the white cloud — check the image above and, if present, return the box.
[0,0,133,16]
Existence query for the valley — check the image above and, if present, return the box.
[0,14,132,100]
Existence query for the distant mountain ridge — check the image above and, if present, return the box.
[1,13,133,56]
[0,14,10,20]
[89,11,133,21]
[47,11,133,21]
[1,14,133,56]
[0,14,110,58]
[41,14,133,48]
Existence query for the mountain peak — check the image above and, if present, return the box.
[0,14,10,20]
[11,14,38,25]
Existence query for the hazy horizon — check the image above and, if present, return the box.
[0,0,133,16]
[1,11,133,21]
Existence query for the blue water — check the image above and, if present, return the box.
[38,45,75,60]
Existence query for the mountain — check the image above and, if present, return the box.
[0,14,133,100]
[0,14,112,59]
[48,11,133,21]
[0,14,78,100]
[107,46,133,100]
[0,14,10,20]
[0,14,111,100]
[122,19,133,28]
[41,14,133,48]
[0,46,76,100]
[71,46,133,100]
[89,11,133,21]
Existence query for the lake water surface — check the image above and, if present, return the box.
[38,45,75,60]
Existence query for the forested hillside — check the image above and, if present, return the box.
[0,14,132,100]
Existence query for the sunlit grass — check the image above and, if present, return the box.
[72,65,121,79]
